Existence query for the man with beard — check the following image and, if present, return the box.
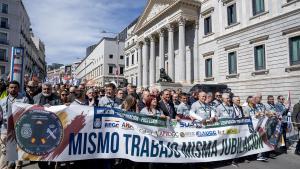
[0,81,29,169]
[25,81,38,104]
[33,83,61,106]
[98,83,118,108]
[33,83,61,169]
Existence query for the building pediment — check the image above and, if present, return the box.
[134,0,201,35]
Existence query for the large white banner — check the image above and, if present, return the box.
[7,103,274,163]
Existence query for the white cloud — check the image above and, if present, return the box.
[23,0,146,64]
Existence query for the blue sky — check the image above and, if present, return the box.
[23,0,147,65]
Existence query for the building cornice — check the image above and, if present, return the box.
[134,0,201,35]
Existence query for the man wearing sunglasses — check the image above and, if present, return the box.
[213,91,223,108]
[25,81,38,104]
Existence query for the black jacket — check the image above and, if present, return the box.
[158,100,176,119]
[33,93,61,106]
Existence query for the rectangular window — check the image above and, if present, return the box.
[204,16,212,35]
[289,36,300,66]
[1,4,8,14]
[205,58,213,78]
[254,45,266,70]
[0,32,7,44]
[109,54,113,59]
[109,66,113,74]
[126,57,129,67]
[120,67,124,75]
[120,55,124,59]
[0,49,6,61]
[132,54,134,65]
[0,66,5,74]
[252,0,265,16]
[0,17,8,28]
[227,3,237,25]
[228,52,237,74]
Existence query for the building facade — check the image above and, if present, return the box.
[124,18,139,86]
[76,37,125,87]
[132,0,300,103]
[0,0,46,80]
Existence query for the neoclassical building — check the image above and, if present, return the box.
[128,0,300,103]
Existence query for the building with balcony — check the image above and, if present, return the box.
[0,0,46,80]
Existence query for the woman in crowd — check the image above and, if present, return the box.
[120,95,137,112]
[140,95,166,118]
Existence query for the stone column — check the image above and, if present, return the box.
[159,29,165,70]
[149,35,156,85]
[167,24,175,82]
[142,39,149,87]
[193,20,199,83]
[137,42,143,88]
[178,17,186,82]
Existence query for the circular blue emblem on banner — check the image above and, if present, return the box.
[15,109,63,156]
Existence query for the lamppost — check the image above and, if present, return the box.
[101,30,121,87]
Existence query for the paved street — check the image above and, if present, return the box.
[21,147,300,169]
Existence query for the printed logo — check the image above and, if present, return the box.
[196,130,217,137]
[180,132,196,138]
[218,128,239,135]
[179,121,202,128]
[121,122,134,130]
[104,119,120,128]
[15,109,63,156]
[20,124,32,139]
[93,118,102,128]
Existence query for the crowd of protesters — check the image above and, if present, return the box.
[0,79,300,169]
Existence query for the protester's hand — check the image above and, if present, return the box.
[44,104,51,108]
[202,119,207,125]
[64,103,70,106]
[175,116,181,121]
[160,114,167,119]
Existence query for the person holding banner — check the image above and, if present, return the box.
[140,95,164,118]
[98,83,118,108]
[158,89,176,119]
[25,81,38,104]
[85,88,98,106]
[120,95,137,112]
[137,91,150,112]
[189,91,217,125]
[215,93,235,119]
[33,83,61,107]
[232,96,244,118]
[0,81,29,169]
[176,93,190,119]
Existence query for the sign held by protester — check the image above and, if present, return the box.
[7,103,274,163]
